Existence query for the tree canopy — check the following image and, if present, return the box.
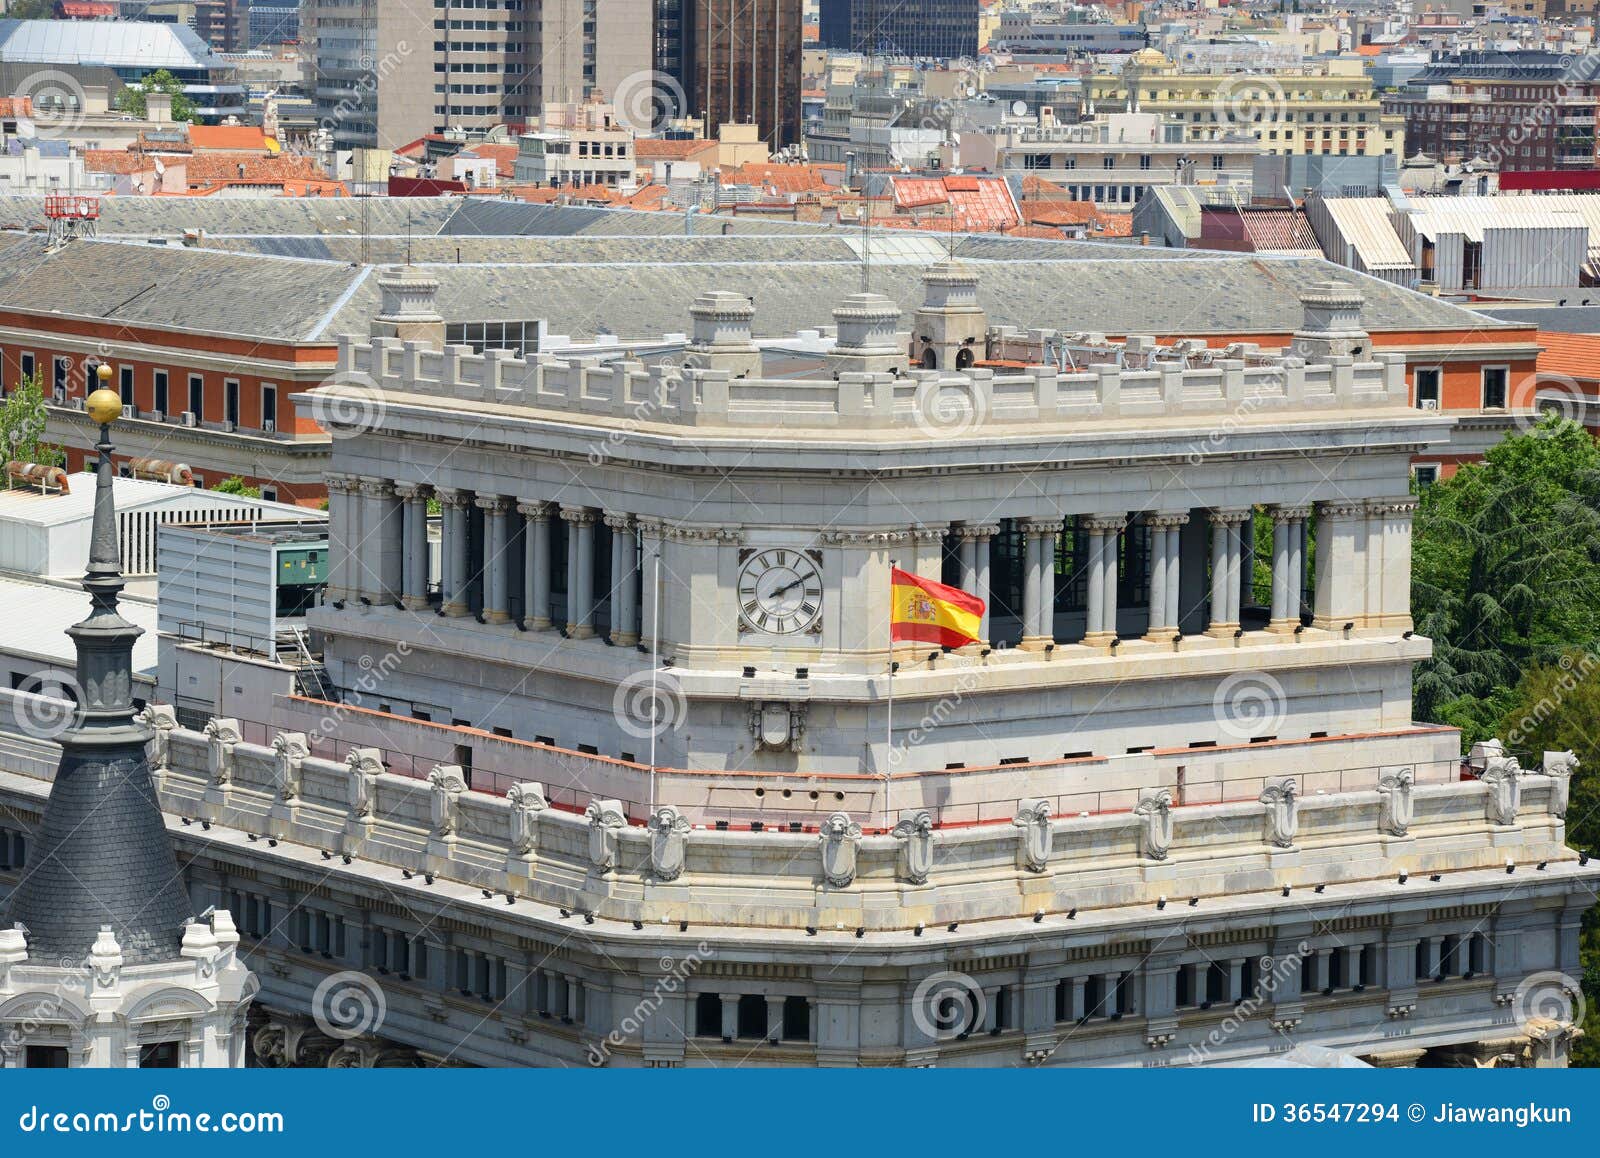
[0,375,63,479]
[113,69,198,124]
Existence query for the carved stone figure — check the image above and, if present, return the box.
[585,799,628,872]
[139,703,177,774]
[203,717,242,787]
[1134,789,1174,861]
[1012,798,1053,873]
[648,805,692,881]
[1543,751,1579,819]
[346,748,384,819]
[271,732,310,802]
[428,764,468,838]
[1378,766,1415,837]
[891,809,936,885]
[507,782,548,856]
[818,811,863,888]
[252,1022,288,1068]
[1483,754,1522,826]
[1259,777,1299,849]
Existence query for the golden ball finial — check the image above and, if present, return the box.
[86,387,123,425]
[96,363,113,382]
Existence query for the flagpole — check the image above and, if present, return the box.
[648,551,661,816]
[885,558,896,831]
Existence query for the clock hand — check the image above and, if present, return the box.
[768,575,808,598]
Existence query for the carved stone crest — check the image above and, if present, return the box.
[891,809,936,885]
[346,748,384,819]
[648,805,692,881]
[271,731,310,802]
[1543,750,1579,819]
[585,799,628,872]
[1482,752,1523,826]
[1259,777,1299,849]
[428,764,468,838]
[1377,766,1415,837]
[89,926,122,989]
[818,811,862,888]
[1134,789,1174,861]
[506,782,548,856]
[139,703,177,775]
[203,717,242,786]
[1013,798,1053,873]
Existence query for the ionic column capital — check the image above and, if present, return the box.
[1147,511,1191,528]
[357,477,394,498]
[393,482,432,502]
[1020,516,1063,536]
[603,511,636,532]
[516,499,551,520]
[434,487,472,511]
[954,522,1001,541]
[1315,500,1368,520]
[1083,513,1126,534]
[1207,507,1252,526]
[324,473,359,495]
[560,505,597,526]
[475,494,513,514]
[1272,504,1314,522]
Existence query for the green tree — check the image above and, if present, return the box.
[212,475,261,499]
[0,375,64,480]
[1412,416,1600,744]
[113,70,198,123]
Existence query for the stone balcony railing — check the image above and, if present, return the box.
[330,333,1411,434]
[0,697,1574,934]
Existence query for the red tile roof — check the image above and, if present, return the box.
[635,137,718,162]
[1537,331,1600,383]
[186,153,327,185]
[187,124,271,152]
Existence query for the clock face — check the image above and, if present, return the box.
[738,548,823,636]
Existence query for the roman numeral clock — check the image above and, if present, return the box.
[737,548,824,637]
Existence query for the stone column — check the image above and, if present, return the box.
[1268,506,1294,631]
[1345,945,1363,988]
[563,506,597,638]
[438,488,472,617]
[478,496,511,624]
[1021,524,1042,646]
[1237,508,1255,617]
[1020,518,1059,648]
[956,523,997,646]
[1284,506,1311,623]
[324,474,355,601]
[719,994,739,1042]
[765,995,785,1042]
[1144,512,1188,639]
[519,500,552,629]
[395,483,431,610]
[637,518,665,651]
[1377,498,1416,632]
[1084,515,1124,645]
[361,477,402,605]
[1069,977,1086,1022]
[1227,958,1246,1003]
[1206,509,1248,635]
[1312,501,1368,631]
[605,512,639,646]
[911,525,947,582]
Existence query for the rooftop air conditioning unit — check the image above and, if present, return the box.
[151,410,165,422]
[182,411,197,427]
[121,405,136,419]
[1420,398,1439,410]
[222,420,237,433]
[262,418,276,433]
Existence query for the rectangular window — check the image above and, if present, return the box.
[1413,464,1439,488]
[19,351,34,382]
[1413,367,1441,408]
[119,365,134,406]
[262,383,278,429]
[25,1045,68,1068]
[139,1041,181,1068]
[224,379,240,426]
[260,485,278,503]
[188,374,204,418]
[52,356,69,401]
[1482,366,1508,409]
[153,370,169,415]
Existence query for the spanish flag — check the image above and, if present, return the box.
[890,567,985,649]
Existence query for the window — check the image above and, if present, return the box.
[119,365,134,406]
[188,373,204,418]
[25,1045,68,1068]
[1413,367,1441,408]
[260,485,278,503]
[1413,464,1439,488]
[262,384,278,430]
[224,379,240,426]
[1482,366,1508,409]
[20,351,34,382]
[139,1041,181,1068]
[153,370,169,415]
[52,355,69,401]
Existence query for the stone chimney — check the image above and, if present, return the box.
[1291,281,1368,362]
[685,290,760,378]
[81,85,110,116]
[912,261,986,371]
[827,293,905,376]
[145,90,172,125]
[371,265,446,348]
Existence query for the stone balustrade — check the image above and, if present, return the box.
[330,333,1410,434]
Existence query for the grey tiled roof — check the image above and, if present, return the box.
[0,195,459,239]
[4,746,191,965]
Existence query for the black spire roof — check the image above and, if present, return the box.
[4,404,191,964]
